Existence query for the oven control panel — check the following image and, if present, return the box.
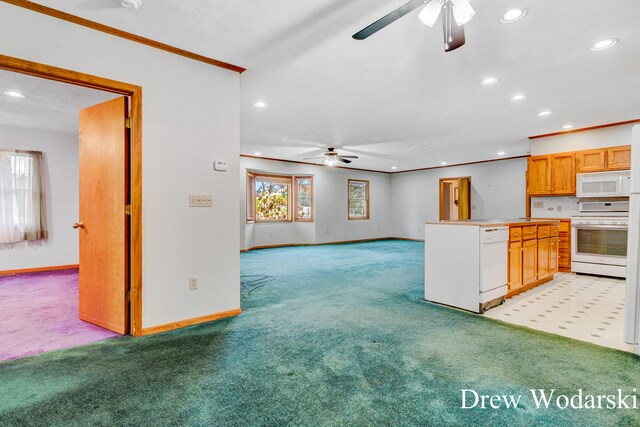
[571,217,629,226]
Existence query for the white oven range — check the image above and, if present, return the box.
[571,200,629,278]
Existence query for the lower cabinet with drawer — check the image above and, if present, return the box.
[508,222,560,296]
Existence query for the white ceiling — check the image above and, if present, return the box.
[15,1,640,170]
[0,69,117,133]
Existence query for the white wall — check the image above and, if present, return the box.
[390,158,528,240]
[0,125,78,270]
[240,157,392,250]
[0,4,240,328]
[531,124,633,156]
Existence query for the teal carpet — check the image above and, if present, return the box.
[1,240,639,426]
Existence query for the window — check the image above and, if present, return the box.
[253,174,292,222]
[0,150,48,243]
[246,172,315,223]
[348,179,369,220]
[294,176,313,221]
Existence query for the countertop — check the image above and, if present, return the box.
[425,218,560,227]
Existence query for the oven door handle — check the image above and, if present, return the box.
[571,225,628,230]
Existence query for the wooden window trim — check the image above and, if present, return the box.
[294,176,314,222]
[348,179,370,220]
[246,172,255,223]
[253,173,293,223]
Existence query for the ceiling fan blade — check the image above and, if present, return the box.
[303,157,327,160]
[336,157,352,164]
[442,2,465,52]
[338,155,359,159]
[352,0,427,40]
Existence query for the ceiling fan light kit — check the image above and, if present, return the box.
[120,0,142,10]
[303,147,359,166]
[353,0,474,52]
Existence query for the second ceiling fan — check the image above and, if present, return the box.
[353,0,475,52]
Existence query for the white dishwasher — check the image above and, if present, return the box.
[478,227,509,312]
[424,224,508,314]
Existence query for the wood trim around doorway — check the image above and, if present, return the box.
[0,54,144,337]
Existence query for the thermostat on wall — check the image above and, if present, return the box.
[214,160,228,172]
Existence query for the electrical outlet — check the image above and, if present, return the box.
[189,277,198,290]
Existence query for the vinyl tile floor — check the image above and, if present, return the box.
[485,273,635,352]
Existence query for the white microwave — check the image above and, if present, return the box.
[576,170,631,198]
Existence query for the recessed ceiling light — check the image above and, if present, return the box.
[590,38,618,51]
[480,77,498,86]
[440,161,448,165]
[562,124,574,130]
[254,101,268,108]
[391,166,398,170]
[497,151,506,156]
[120,0,142,9]
[537,111,552,117]
[510,94,527,102]
[254,152,262,156]
[500,8,527,23]
[3,90,25,98]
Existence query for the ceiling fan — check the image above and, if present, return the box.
[352,0,475,52]
[304,148,359,166]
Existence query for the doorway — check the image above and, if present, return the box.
[0,55,142,361]
[439,177,471,221]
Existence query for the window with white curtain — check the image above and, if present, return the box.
[0,149,48,244]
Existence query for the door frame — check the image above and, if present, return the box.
[439,176,471,221]
[0,54,143,336]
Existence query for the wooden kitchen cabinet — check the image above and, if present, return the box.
[576,149,606,173]
[550,153,576,194]
[558,220,571,271]
[607,145,632,170]
[508,222,560,297]
[527,155,551,195]
[537,238,550,280]
[508,241,523,292]
[549,237,559,274]
[527,153,575,196]
[522,239,538,286]
[576,145,631,173]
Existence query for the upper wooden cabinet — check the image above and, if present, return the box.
[527,155,551,195]
[550,153,576,194]
[527,145,630,196]
[576,149,606,173]
[528,153,575,196]
[607,146,632,170]
[576,145,631,173]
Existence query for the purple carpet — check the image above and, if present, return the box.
[0,269,120,362]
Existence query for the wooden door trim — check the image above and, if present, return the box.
[0,54,143,337]
[439,177,471,221]
[1,0,245,73]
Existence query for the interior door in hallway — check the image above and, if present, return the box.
[77,96,130,334]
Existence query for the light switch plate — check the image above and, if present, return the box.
[189,194,213,207]
[214,160,228,171]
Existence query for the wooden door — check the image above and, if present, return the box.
[522,239,538,285]
[527,156,551,195]
[607,145,632,170]
[549,237,559,274]
[551,153,575,194]
[537,238,550,280]
[576,149,606,173]
[457,177,471,220]
[508,241,523,292]
[78,97,130,334]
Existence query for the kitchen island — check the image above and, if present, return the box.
[424,219,560,314]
